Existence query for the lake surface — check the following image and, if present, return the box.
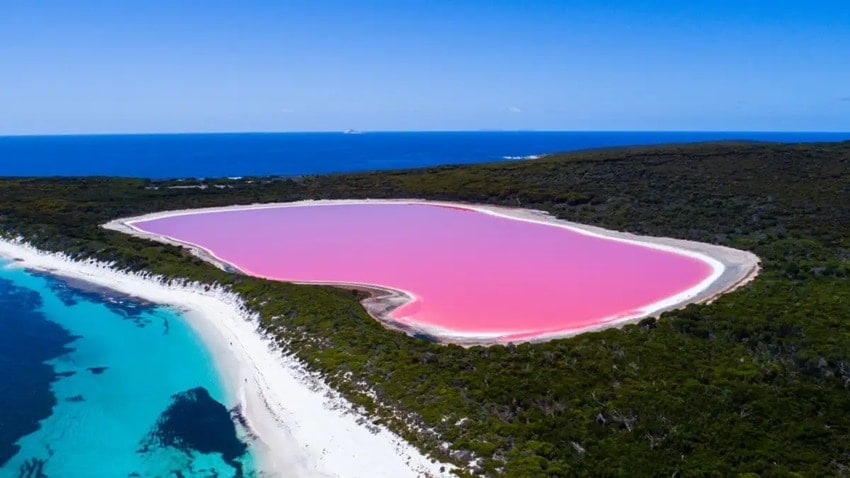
[0,263,255,477]
[131,202,715,340]
[1,131,848,179]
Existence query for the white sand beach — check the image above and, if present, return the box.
[0,239,452,478]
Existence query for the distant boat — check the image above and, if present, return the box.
[343,129,362,135]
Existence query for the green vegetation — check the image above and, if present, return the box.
[1,141,849,476]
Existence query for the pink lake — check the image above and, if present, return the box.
[131,203,717,341]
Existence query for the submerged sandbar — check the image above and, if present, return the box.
[108,200,759,343]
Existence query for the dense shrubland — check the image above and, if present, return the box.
[1,141,849,476]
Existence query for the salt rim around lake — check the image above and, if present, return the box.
[107,199,761,344]
[0,239,453,478]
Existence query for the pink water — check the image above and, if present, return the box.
[132,203,714,340]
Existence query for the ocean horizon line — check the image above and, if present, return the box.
[3,129,850,138]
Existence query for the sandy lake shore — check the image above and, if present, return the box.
[105,199,761,344]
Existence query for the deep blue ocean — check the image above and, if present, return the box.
[1,131,848,179]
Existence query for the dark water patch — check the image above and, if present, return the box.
[0,277,77,466]
[87,366,108,375]
[169,466,224,477]
[139,387,247,477]
[17,457,48,478]
[64,395,84,403]
[54,371,75,378]
[31,272,160,327]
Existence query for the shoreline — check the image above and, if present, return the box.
[0,239,451,478]
[106,199,761,344]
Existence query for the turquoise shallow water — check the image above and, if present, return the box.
[0,262,256,477]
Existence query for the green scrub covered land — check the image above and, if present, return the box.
[1,141,849,476]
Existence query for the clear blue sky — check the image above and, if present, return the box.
[1,1,848,134]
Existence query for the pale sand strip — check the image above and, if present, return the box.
[0,239,452,478]
[105,199,761,344]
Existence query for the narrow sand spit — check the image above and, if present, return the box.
[0,239,452,478]
[105,199,761,344]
